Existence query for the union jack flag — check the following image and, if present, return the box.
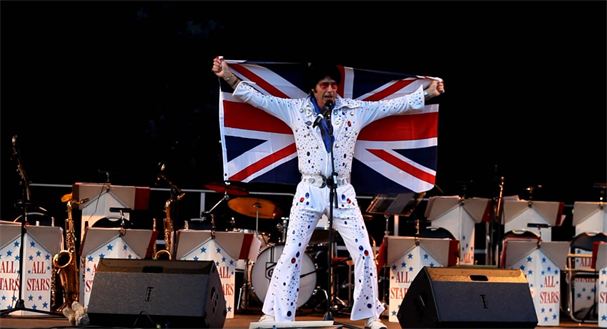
[218,60,439,194]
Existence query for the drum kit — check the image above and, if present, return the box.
[202,182,328,310]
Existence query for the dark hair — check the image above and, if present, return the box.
[306,63,341,92]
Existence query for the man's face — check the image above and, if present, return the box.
[313,77,338,107]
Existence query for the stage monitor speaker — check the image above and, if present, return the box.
[398,266,537,328]
[87,259,226,328]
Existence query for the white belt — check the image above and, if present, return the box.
[302,174,349,188]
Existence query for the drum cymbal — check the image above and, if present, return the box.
[204,182,248,196]
[61,193,72,203]
[228,197,278,219]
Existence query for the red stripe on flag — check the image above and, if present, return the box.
[229,143,297,181]
[362,79,415,101]
[232,64,289,98]
[359,112,438,140]
[368,149,436,185]
[224,101,291,133]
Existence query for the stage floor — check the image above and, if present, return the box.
[0,312,599,329]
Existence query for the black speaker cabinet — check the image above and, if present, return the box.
[87,259,226,328]
[398,266,537,328]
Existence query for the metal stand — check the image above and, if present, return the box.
[1,135,57,317]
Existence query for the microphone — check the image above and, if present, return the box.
[312,100,335,128]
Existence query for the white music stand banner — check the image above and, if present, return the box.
[503,240,568,326]
[73,182,150,241]
[79,227,153,308]
[385,237,456,322]
[0,221,62,313]
[176,230,255,319]
[503,199,563,241]
[596,243,607,327]
[425,196,490,264]
[572,202,606,236]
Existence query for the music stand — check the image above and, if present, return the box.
[503,198,563,241]
[73,182,150,241]
[175,230,255,319]
[1,135,59,317]
[79,227,154,307]
[366,193,422,237]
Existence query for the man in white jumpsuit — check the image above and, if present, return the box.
[212,57,444,329]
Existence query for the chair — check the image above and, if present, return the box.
[565,231,607,323]
[499,229,541,267]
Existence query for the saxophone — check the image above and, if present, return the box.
[153,163,185,260]
[52,195,81,312]
[153,193,185,259]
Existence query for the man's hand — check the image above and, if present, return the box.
[424,79,445,99]
[212,56,229,78]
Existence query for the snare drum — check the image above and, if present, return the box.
[309,214,331,246]
[251,244,316,307]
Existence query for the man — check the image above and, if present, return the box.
[212,57,444,329]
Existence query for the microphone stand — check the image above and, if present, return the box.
[1,136,57,317]
[322,109,338,321]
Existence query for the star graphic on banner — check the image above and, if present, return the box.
[227,306,232,312]
[107,244,113,251]
[401,262,406,268]
[193,256,199,261]
[88,255,94,262]
[15,255,20,261]
[28,256,33,261]
[601,315,607,321]
[36,251,41,257]
[30,241,36,247]
[123,245,128,250]
[43,302,48,309]
[527,256,532,262]
[408,267,413,272]
[201,247,207,253]
[45,254,50,260]
[216,248,221,253]
[99,254,105,259]
[408,253,413,259]
[430,263,435,267]
[542,257,546,263]
[392,311,397,316]
[423,254,428,259]
[2,296,6,301]
[14,241,19,247]
[28,295,33,301]
[32,304,37,310]
[38,295,42,300]
[7,251,12,257]
[527,269,533,275]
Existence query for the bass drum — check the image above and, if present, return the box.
[251,244,316,307]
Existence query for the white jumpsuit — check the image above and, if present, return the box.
[233,81,425,321]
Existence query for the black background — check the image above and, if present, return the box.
[1,1,605,232]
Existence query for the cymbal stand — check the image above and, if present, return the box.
[201,190,229,237]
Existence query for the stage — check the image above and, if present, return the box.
[0,312,599,329]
